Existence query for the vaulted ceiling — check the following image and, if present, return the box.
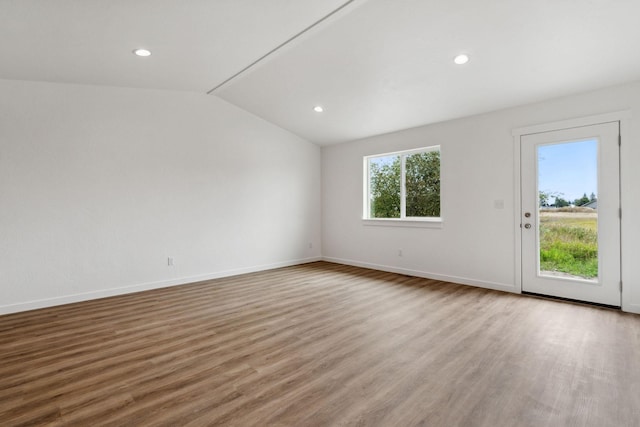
[2,0,640,145]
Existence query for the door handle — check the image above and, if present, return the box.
[524,223,532,229]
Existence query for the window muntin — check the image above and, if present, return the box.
[365,146,440,220]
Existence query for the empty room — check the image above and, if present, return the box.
[2,1,640,426]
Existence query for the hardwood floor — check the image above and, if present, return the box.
[1,261,639,426]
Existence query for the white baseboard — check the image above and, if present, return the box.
[9,256,634,316]
[0,256,322,316]
[622,303,640,315]
[322,256,519,294]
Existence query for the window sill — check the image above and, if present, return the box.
[362,218,443,229]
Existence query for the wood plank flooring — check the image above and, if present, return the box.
[1,261,639,426]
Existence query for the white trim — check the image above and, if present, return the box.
[400,154,407,218]
[512,110,631,137]
[362,218,443,228]
[619,118,633,313]
[363,156,370,218]
[323,256,519,294]
[364,145,440,159]
[513,132,523,293]
[623,303,640,315]
[0,256,322,316]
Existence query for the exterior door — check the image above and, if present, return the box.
[520,122,620,306]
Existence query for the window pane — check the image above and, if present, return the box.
[405,150,440,217]
[369,155,401,218]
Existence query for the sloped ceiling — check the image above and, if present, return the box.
[0,0,351,92]
[2,0,640,145]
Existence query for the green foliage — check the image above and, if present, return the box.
[554,197,570,207]
[368,151,441,218]
[541,190,595,208]
[574,193,591,207]
[539,190,560,207]
[539,218,598,278]
[405,151,440,217]
[369,156,401,218]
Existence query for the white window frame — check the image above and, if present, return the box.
[363,145,442,228]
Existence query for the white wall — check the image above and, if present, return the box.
[322,80,640,313]
[0,79,321,314]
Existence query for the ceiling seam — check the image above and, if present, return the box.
[206,0,358,95]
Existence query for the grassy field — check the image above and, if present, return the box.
[539,211,598,279]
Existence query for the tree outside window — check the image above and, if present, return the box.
[365,147,440,220]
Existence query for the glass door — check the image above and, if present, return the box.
[520,122,620,306]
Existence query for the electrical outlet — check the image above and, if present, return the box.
[398,249,403,257]
[309,242,313,249]
[167,257,174,266]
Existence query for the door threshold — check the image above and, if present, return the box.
[522,291,621,310]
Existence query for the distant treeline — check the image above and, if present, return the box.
[540,191,596,208]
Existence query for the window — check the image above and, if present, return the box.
[364,146,441,221]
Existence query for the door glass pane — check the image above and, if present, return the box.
[537,139,598,281]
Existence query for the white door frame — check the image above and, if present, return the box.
[512,111,631,310]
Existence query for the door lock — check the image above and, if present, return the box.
[524,212,531,218]
[524,223,532,229]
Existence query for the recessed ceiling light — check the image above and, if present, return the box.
[313,105,324,113]
[133,48,152,57]
[454,54,469,65]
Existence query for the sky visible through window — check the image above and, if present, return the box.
[538,139,597,203]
